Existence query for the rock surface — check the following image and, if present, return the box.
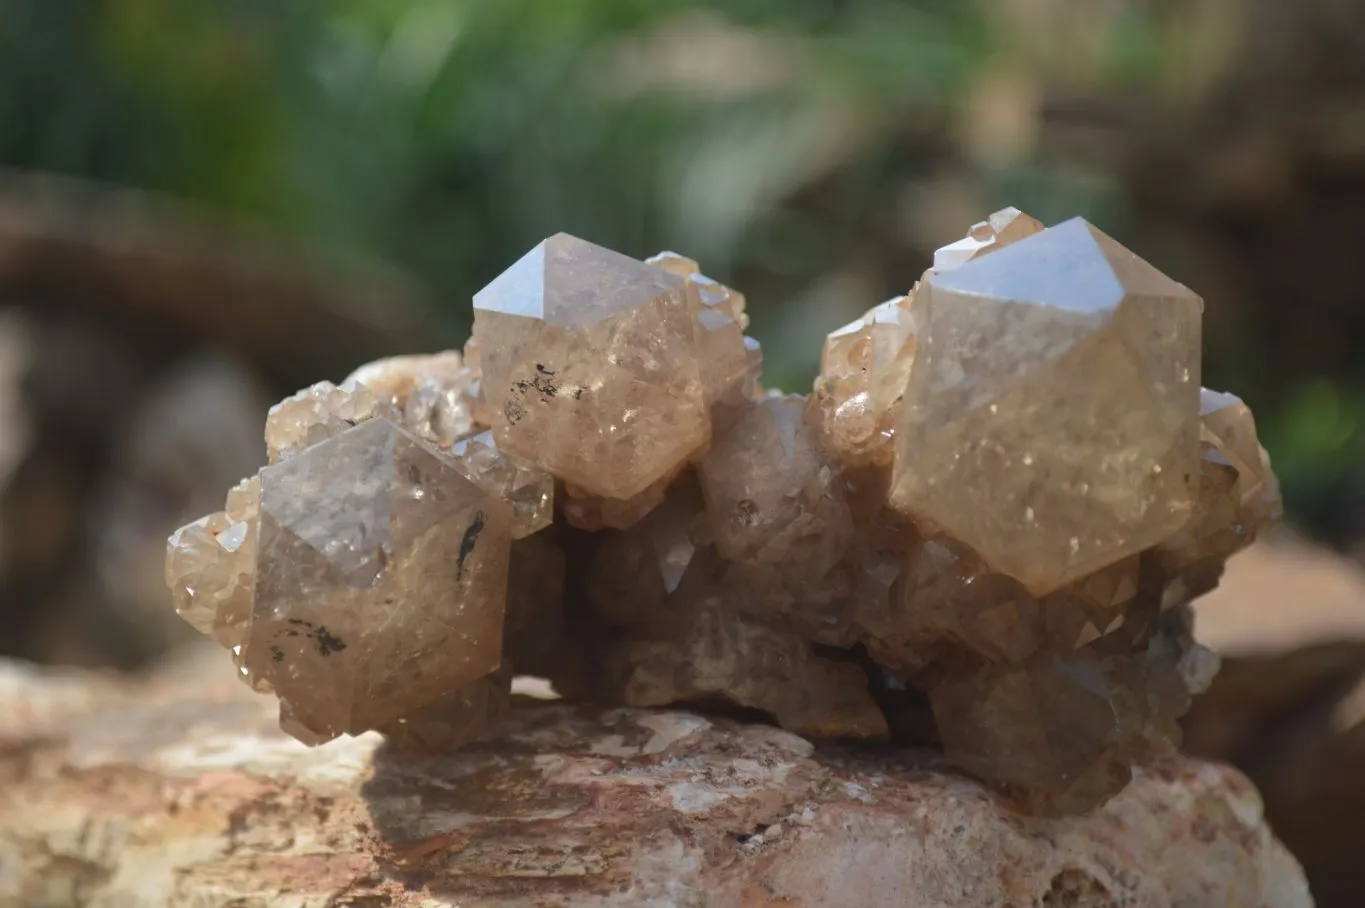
[0,653,1312,908]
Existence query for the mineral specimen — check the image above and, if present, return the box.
[166,209,1280,816]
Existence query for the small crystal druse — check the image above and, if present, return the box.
[167,211,1280,814]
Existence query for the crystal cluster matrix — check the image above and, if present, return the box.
[167,212,1281,814]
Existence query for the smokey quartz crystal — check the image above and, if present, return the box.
[167,210,1279,815]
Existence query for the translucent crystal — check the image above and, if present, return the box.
[697,395,853,580]
[503,532,567,673]
[165,512,242,637]
[932,207,1044,272]
[166,473,260,650]
[165,209,1279,816]
[809,295,918,467]
[346,351,480,448]
[584,475,704,627]
[448,430,553,538]
[644,250,750,325]
[1149,388,1282,605]
[856,536,1137,676]
[1199,388,1281,527]
[264,380,395,464]
[473,234,716,499]
[890,217,1203,595]
[644,250,700,278]
[929,624,1190,815]
[244,418,512,743]
[561,469,679,532]
[645,250,753,404]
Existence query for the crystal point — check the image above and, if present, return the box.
[890,218,1202,594]
[473,234,715,499]
[246,418,511,740]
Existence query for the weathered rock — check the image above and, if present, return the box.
[0,655,1313,908]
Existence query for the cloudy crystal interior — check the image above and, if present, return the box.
[166,213,1280,815]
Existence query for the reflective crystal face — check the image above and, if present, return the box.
[472,233,713,500]
[890,217,1203,595]
[245,418,512,740]
[1199,389,1280,526]
[165,512,251,640]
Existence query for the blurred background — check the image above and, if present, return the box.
[0,0,1362,903]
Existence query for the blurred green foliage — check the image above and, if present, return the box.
[2,0,1363,540]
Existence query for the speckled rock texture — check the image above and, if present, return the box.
[0,651,1312,908]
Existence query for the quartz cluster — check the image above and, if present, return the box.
[166,214,1281,814]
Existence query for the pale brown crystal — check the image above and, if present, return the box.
[448,430,553,538]
[346,351,480,448]
[808,295,917,467]
[584,474,705,628]
[561,468,681,532]
[645,250,754,405]
[165,512,243,637]
[166,211,1282,816]
[931,206,1045,272]
[809,208,1044,470]
[264,379,395,464]
[890,217,1203,595]
[245,417,512,742]
[378,668,512,751]
[697,394,853,580]
[165,474,260,652]
[473,234,717,500]
[1150,388,1280,604]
